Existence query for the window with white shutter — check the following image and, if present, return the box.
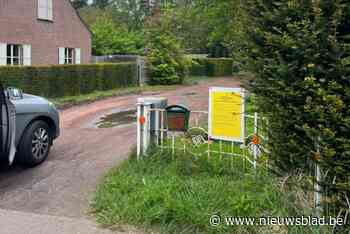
[75,48,81,64]
[38,0,53,21]
[0,44,31,66]
[0,43,6,65]
[59,47,65,64]
[59,48,80,64]
[23,45,31,66]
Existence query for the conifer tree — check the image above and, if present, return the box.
[245,1,350,229]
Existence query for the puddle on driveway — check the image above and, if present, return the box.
[96,109,137,128]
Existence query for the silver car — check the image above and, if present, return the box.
[0,84,60,167]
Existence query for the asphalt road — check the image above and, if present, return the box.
[0,78,239,234]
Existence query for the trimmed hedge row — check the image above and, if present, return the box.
[0,63,137,98]
[189,58,233,77]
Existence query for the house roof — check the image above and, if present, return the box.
[66,0,93,37]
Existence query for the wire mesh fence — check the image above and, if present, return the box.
[144,108,270,172]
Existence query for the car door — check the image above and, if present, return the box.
[0,83,16,164]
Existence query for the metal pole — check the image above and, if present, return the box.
[314,138,322,217]
[137,104,143,160]
[253,112,258,170]
[136,56,144,87]
[160,110,164,152]
[142,103,152,155]
[172,134,175,158]
[315,163,322,217]
[154,109,160,145]
[219,140,223,160]
[207,139,210,160]
[183,139,186,153]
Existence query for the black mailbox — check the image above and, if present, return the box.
[166,105,190,132]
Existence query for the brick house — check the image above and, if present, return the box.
[0,0,92,66]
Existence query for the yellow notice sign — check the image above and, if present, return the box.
[209,87,245,142]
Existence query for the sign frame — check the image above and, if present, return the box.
[208,87,246,143]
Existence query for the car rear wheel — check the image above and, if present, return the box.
[18,121,51,167]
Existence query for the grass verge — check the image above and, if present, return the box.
[91,147,328,234]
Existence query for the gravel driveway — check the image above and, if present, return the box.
[0,78,239,234]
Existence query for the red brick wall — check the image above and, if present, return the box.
[0,0,92,65]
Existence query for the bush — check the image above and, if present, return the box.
[0,63,137,98]
[146,8,189,85]
[189,58,233,77]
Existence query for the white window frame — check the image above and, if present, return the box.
[38,0,53,21]
[6,44,23,66]
[59,47,81,65]
[64,48,74,64]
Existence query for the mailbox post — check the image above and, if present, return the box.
[137,97,168,159]
[137,101,151,159]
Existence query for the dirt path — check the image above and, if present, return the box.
[0,77,239,233]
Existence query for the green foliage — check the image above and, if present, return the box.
[79,1,149,32]
[156,0,245,58]
[0,63,137,98]
[245,0,350,228]
[197,0,238,58]
[92,148,326,234]
[79,1,247,59]
[190,58,233,77]
[159,1,212,54]
[91,16,144,55]
[108,0,148,31]
[78,6,111,26]
[145,9,189,85]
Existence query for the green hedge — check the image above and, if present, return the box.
[0,63,137,98]
[189,58,233,77]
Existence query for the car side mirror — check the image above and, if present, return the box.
[7,87,23,99]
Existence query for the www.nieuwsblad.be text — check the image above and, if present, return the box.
[209,215,345,227]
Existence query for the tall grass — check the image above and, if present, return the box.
[91,148,328,233]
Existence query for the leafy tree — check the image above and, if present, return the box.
[108,0,148,31]
[155,0,244,57]
[164,2,211,54]
[145,8,189,85]
[91,16,144,55]
[197,0,237,57]
[78,5,117,26]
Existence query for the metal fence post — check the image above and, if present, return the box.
[136,101,151,159]
[253,112,258,170]
[136,56,142,87]
[137,103,143,159]
[315,162,322,217]
[314,138,322,217]
[154,109,160,145]
[143,103,152,156]
[136,56,147,87]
